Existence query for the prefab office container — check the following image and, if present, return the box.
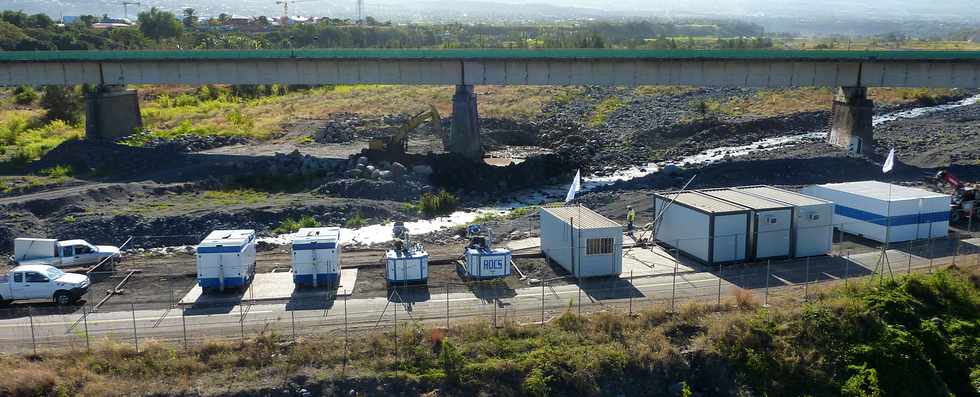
[291,227,341,287]
[654,192,749,264]
[196,229,257,292]
[540,206,623,278]
[802,181,950,243]
[385,245,429,284]
[736,185,834,257]
[701,188,793,260]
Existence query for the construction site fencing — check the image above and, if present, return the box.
[0,228,977,355]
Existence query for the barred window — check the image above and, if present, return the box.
[586,238,613,255]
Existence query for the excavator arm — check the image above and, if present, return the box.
[369,105,444,156]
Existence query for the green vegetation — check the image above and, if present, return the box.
[586,97,625,127]
[38,165,73,178]
[200,189,269,206]
[0,115,83,162]
[62,215,76,223]
[474,206,539,223]
[12,86,37,105]
[272,215,321,234]
[1,266,976,396]
[345,210,367,228]
[407,190,460,217]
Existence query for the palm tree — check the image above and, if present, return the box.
[182,8,197,28]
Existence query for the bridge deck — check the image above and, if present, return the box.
[1,49,979,63]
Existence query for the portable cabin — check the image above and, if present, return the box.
[539,206,622,278]
[802,181,950,243]
[291,227,341,287]
[385,243,429,285]
[654,191,749,264]
[736,185,834,257]
[462,225,512,279]
[701,188,793,260]
[196,229,257,292]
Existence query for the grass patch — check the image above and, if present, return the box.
[345,210,367,228]
[474,206,539,223]
[273,215,321,234]
[408,190,459,217]
[0,115,83,162]
[586,97,625,127]
[200,189,269,206]
[634,85,696,97]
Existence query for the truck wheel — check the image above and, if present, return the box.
[54,292,71,306]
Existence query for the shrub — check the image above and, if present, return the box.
[416,190,459,217]
[39,164,73,178]
[13,85,38,105]
[732,287,758,309]
[40,85,82,124]
[273,215,320,234]
[345,210,366,228]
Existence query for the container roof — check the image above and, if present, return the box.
[541,206,621,229]
[701,188,792,210]
[813,181,949,200]
[658,191,748,214]
[201,229,255,245]
[736,186,832,206]
[295,227,340,240]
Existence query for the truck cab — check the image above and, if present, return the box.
[0,264,91,305]
[12,238,120,268]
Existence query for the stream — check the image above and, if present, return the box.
[257,94,980,247]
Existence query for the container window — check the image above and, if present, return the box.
[586,238,614,255]
[807,213,820,221]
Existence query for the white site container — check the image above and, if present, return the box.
[386,245,429,284]
[540,206,622,278]
[654,191,749,264]
[291,227,341,287]
[13,238,57,261]
[802,181,950,243]
[196,229,257,292]
[737,185,834,257]
[464,248,513,279]
[702,188,793,260]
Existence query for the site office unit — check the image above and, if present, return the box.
[291,227,341,287]
[654,191,749,265]
[385,246,429,285]
[540,206,622,278]
[701,188,793,260]
[802,181,950,244]
[736,185,834,257]
[196,229,257,292]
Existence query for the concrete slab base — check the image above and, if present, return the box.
[179,268,358,306]
[621,245,696,278]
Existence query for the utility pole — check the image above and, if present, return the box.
[356,0,364,25]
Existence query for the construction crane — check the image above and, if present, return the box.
[369,105,444,157]
[120,1,140,19]
[274,0,316,27]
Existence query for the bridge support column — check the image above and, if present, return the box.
[449,84,482,160]
[828,86,874,155]
[85,85,142,141]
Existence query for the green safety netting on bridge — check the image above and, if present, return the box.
[0,49,979,62]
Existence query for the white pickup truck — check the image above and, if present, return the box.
[11,238,120,268]
[0,264,90,305]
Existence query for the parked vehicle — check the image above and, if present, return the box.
[11,238,121,268]
[0,264,90,305]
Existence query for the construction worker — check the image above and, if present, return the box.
[626,205,637,238]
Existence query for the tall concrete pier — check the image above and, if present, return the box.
[828,86,874,155]
[449,84,482,160]
[85,85,142,141]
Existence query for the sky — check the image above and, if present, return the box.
[4,0,979,23]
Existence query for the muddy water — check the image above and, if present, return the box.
[255,95,979,247]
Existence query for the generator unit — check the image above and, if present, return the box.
[385,222,429,285]
[196,229,257,292]
[460,224,512,279]
[291,227,341,287]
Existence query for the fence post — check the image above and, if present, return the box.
[28,306,37,356]
[577,281,582,316]
[83,304,91,352]
[953,234,959,266]
[907,240,913,274]
[763,260,770,308]
[445,283,450,331]
[803,257,810,302]
[492,284,498,330]
[131,303,139,353]
[717,262,722,306]
[181,306,188,350]
[670,255,678,313]
[628,270,633,316]
[239,305,245,344]
[290,309,296,342]
[844,250,850,288]
[540,280,545,325]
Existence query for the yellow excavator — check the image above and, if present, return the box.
[368,105,444,156]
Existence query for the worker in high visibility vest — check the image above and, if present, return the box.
[626,206,637,238]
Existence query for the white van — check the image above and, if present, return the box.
[196,230,257,292]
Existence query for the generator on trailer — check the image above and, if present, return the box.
[291,227,341,288]
[460,224,512,279]
[196,230,257,292]
[385,222,429,285]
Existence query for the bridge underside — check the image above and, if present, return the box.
[2,59,979,88]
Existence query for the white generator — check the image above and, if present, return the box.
[461,224,512,279]
[385,222,428,285]
[196,229,257,292]
[291,227,341,287]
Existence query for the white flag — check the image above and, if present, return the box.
[882,148,895,173]
[564,169,581,203]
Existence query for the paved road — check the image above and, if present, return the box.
[0,238,976,353]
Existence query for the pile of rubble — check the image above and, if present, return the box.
[313,114,364,143]
[258,150,345,178]
[316,156,435,201]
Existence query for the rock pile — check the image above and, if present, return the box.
[316,156,432,201]
[129,132,250,152]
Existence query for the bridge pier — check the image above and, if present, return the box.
[828,86,874,155]
[449,84,482,160]
[85,85,142,141]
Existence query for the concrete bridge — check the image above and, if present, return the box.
[3,49,980,158]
